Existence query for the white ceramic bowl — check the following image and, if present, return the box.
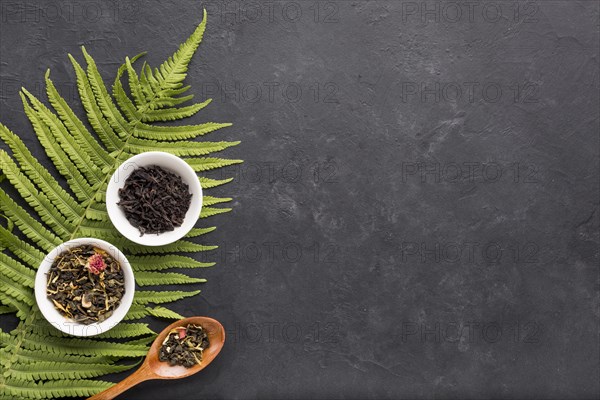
[106,151,203,246]
[35,238,135,337]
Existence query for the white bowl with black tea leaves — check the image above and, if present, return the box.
[34,238,135,337]
[106,151,203,246]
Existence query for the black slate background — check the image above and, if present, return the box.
[1,0,599,399]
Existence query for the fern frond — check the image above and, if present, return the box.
[21,333,148,357]
[201,207,232,218]
[77,219,117,236]
[0,124,84,221]
[84,203,108,221]
[1,347,116,366]
[135,271,206,286]
[0,306,15,315]
[81,47,131,139]
[70,54,123,151]
[0,292,30,320]
[186,157,243,171]
[93,323,154,339]
[124,137,240,156]
[202,196,233,206]
[0,253,35,288]
[138,100,212,122]
[125,335,157,347]
[140,9,208,107]
[22,89,104,185]
[21,98,95,203]
[0,9,240,397]
[0,189,63,251]
[2,378,112,399]
[9,361,135,381]
[133,121,231,141]
[0,275,34,307]
[146,306,184,320]
[125,57,146,108]
[185,226,217,238]
[0,226,45,267]
[123,304,148,321]
[0,151,74,237]
[128,254,213,271]
[45,71,114,168]
[133,290,201,305]
[123,240,217,255]
[112,53,145,122]
[200,176,234,188]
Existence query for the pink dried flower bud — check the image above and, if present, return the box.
[86,253,106,275]
[177,327,187,339]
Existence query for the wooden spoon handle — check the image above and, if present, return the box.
[87,363,154,400]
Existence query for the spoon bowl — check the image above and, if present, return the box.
[147,316,225,379]
[88,316,225,400]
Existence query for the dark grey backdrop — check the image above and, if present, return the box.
[1,0,599,399]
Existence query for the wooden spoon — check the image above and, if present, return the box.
[88,316,225,400]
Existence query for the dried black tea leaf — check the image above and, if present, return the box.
[46,245,125,325]
[118,165,192,236]
[159,324,210,368]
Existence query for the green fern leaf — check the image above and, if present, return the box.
[0,124,84,221]
[146,306,184,320]
[135,271,206,286]
[0,9,240,398]
[201,206,232,218]
[125,57,147,108]
[186,157,244,171]
[133,120,231,140]
[200,176,234,188]
[113,53,145,122]
[8,361,136,381]
[81,47,131,139]
[140,9,208,104]
[138,100,212,122]
[133,290,201,305]
[70,54,123,151]
[124,137,240,156]
[21,89,104,185]
[2,378,112,399]
[0,293,30,320]
[1,347,116,366]
[203,196,233,206]
[0,253,35,288]
[0,189,63,251]
[0,276,34,307]
[128,254,214,271]
[21,333,148,357]
[20,98,96,203]
[0,226,45,267]
[0,151,75,237]
[185,226,217,238]
[0,306,15,315]
[93,323,155,339]
[123,304,148,321]
[45,71,114,169]
[123,240,218,255]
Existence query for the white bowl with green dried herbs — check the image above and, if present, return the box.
[106,151,203,246]
[34,238,135,337]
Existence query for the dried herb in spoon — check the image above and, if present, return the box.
[118,165,192,236]
[159,324,210,368]
[46,245,125,324]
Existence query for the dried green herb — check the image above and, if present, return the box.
[159,324,210,368]
[118,165,192,236]
[46,245,125,324]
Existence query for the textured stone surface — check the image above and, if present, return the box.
[0,0,599,398]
